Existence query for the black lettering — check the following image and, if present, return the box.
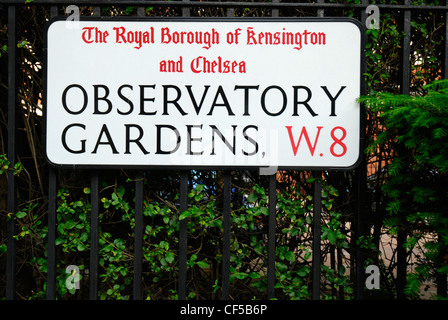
[125,124,149,154]
[92,124,119,154]
[163,85,187,116]
[186,124,203,155]
[321,86,346,116]
[186,85,210,115]
[207,86,234,116]
[117,84,134,115]
[156,125,181,154]
[61,123,86,154]
[242,125,258,156]
[93,85,112,114]
[261,85,287,116]
[234,85,259,116]
[139,85,157,115]
[292,86,318,117]
[62,84,88,115]
[210,125,236,155]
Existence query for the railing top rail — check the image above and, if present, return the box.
[1,0,448,11]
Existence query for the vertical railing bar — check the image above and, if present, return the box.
[317,0,324,17]
[226,2,234,17]
[354,0,369,301]
[93,5,101,16]
[444,1,448,79]
[269,17,278,289]
[182,0,190,17]
[314,0,325,301]
[6,4,17,301]
[396,0,411,300]
[221,171,231,300]
[178,1,188,300]
[133,172,144,300]
[50,5,58,17]
[401,0,411,96]
[46,4,58,302]
[89,173,99,300]
[137,5,146,16]
[88,4,101,302]
[355,164,366,300]
[132,5,145,301]
[267,173,276,299]
[444,2,448,78]
[272,0,279,17]
[312,174,322,300]
[46,167,57,300]
[178,171,188,300]
[436,2,448,298]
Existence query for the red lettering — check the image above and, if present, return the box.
[330,126,347,157]
[81,27,95,44]
[161,27,171,43]
[82,27,109,44]
[114,26,126,44]
[285,126,323,156]
[190,56,246,74]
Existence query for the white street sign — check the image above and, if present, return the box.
[45,18,363,169]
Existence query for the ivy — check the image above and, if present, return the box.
[5,177,356,300]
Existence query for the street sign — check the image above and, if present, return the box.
[45,17,364,169]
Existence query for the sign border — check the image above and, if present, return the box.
[43,16,366,171]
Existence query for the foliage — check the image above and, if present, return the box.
[2,176,355,300]
[359,79,448,299]
[1,0,448,300]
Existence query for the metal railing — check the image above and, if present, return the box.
[2,0,447,301]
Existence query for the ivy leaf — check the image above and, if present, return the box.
[249,272,261,279]
[230,272,248,281]
[297,266,310,277]
[16,211,27,219]
[115,185,126,198]
[165,252,175,264]
[179,211,190,220]
[196,260,210,269]
[327,229,337,245]
[285,250,295,262]
[247,192,258,203]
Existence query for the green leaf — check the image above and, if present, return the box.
[79,232,88,242]
[231,272,248,280]
[116,185,125,198]
[297,266,310,277]
[65,220,77,230]
[165,252,175,264]
[247,192,258,203]
[327,229,337,245]
[285,250,295,262]
[179,211,190,220]
[196,260,210,269]
[249,272,261,279]
[57,224,65,235]
[15,211,27,219]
